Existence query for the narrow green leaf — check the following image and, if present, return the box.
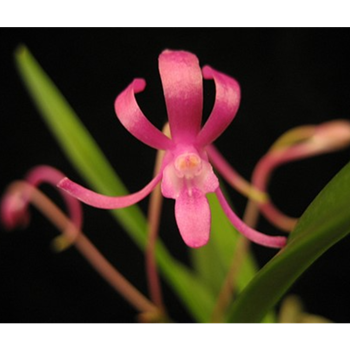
[209,193,259,289]
[191,191,275,322]
[227,160,350,322]
[192,193,259,295]
[15,45,215,322]
[14,45,143,236]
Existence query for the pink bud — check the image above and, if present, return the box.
[312,119,350,151]
[1,191,30,230]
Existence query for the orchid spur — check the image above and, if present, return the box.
[59,50,286,249]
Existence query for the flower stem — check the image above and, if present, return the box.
[207,145,268,203]
[145,123,170,315]
[24,165,83,231]
[146,149,166,313]
[210,120,350,322]
[245,120,350,231]
[210,188,285,321]
[210,235,250,322]
[5,181,159,316]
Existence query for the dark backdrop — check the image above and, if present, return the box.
[1,28,350,323]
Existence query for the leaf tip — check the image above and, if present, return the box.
[14,44,30,64]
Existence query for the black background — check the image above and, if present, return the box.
[1,28,350,323]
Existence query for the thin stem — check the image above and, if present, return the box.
[249,144,319,232]
[207,145,268,203]
[146,148,166,313]
[24,166,83,230]
[243,197,260,228]
[210,187,285,321]
[210,120,350,323]
[210,235,250,322]
[211,184,278,322]
[228,143,314,322]
[6,181,159,316]
[1,165,83,249]
[245,119,350,231]
[145,123,170,315]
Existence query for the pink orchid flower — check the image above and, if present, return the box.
[59,50,286,249]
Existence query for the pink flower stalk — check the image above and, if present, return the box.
[247,120,350,231]
[2,180,160,317]
[58,50,286,249]
[257,120,350,225]
[1,165,82,249]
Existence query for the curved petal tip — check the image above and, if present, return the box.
[196,65,241,147]
[202,65,215,79]
[114,77,172,150]
[132,78,146,92]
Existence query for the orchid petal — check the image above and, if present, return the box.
[207,145,268,203]
[158,50,203,143]
[175,188,210,248]
[58,172,162,209]
[114,78,173,150]
[215,188,286,249]
[196,66,241,147]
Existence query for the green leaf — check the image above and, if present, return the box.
[15,45,147,246]
[191,193,259,295]
[14,45,215,322]
[191,191,275,322]
[227,160,350,322]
